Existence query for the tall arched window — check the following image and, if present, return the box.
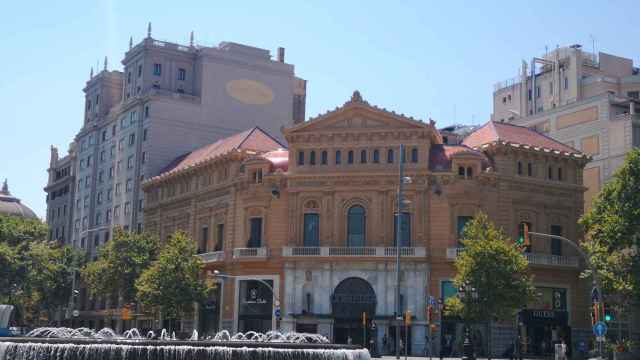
[348,150,354,164]
[517,161,523,175]
[321,151,328,165]
[466,166,473,178]
[298,151,305,166]
[387,149,394,163]
[373,149,380,163]
[527,162,533,176]
[310,151,316,165]
[360,150,367,163]
[458,166,465,177]
[394,212,411,247]
[347,205,366,247]
[411,148,418,163]
[335,150,342,165]
[303,213,320,247]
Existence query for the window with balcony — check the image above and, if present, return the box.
[199,226,208,254]
[457,216,473,245]
[347,205,365,247]
[248,218,262,248]
[550,225,563,256]
[303,213,319,247]
[393,212,411,247]
[215,223,224,251]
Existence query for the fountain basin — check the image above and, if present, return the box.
[0,337,370,360]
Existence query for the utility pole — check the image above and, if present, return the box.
[395,144,405,359]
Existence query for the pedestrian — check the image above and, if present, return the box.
[425,334,431,356]
[558,339,567,360]
[347,336,352,345]
[382,333,388,354]
[514,335,523,360]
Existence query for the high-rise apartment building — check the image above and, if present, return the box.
[492,45,640,208]
[46,27,306,264]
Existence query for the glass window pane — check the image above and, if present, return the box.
[347,206,365,247]
[303,214,320,247]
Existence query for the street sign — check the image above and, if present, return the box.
[593,321,607,337]
[596,336,605,343]
[429,296,436,306]
[274,307,281,318]
[591,287,600,303]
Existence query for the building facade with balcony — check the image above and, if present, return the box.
[143,91,590,356]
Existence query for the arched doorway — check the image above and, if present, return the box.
[331,277,376,346]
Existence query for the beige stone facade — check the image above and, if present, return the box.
[143,92,592,356]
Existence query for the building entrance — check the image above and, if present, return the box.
[331,277,377,346]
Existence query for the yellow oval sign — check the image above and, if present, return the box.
[225,79,274,105]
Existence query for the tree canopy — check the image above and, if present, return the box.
[136,231,208,320]
[446,212,534,323]
[81,227,160,305]
[580,148,640,307]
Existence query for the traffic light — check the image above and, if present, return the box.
[591,303,600,325]
[604,304,614,322]
[517,223,530,248]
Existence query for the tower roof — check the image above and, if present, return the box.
[0,179,38,219]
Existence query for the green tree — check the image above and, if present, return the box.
[580,149,640,323]
[81,227,160,305]
[0,214,48,246]
[136,231,208,326]
[447,212,534,324]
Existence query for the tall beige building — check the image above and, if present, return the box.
[492,45,640,208]
[45,25,307,322]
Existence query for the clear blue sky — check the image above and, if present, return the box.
[1,0,638,218]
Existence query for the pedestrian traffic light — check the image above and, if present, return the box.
[404,310,412,326]
[591,303,600,325]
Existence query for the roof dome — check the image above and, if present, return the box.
[0,179,38,219]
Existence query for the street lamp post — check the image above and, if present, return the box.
[210,270,280,332]
[458,281,478,360]
[395,144,412,359]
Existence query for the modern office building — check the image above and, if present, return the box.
[143,92,593,357]
[492,45,640,209]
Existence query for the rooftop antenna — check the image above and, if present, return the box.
[129,36,133,50]
[90,67,94,79]
[189,31,194,47]
[103,56,108,71]
[589,34,596,55]
[147,22,152,38]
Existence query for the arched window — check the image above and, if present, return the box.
[310,151,316,165]
[348,150,354,164]
[360,150,367,163]
[466,166,473,178]
[517,161,523,175]
[411,148,418,163]
[458,166,465,177]
[347,205,366,247]
[335,150,342,165]
[321,151,328,165]
[373,149,380,163]
[394,212,411,247]
[303,213,320,247]
[298,151,304,166]
[527,162,533,176]
[387,149,394,163]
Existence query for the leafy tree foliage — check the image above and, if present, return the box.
[81,227,159,305]
[446,212,534,323]
[136,231,208,321]
[0,214,81,325]
[580,149,640,309]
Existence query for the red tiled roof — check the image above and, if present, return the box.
[462,121,579,154]
[262,149,289,172]
[157,127,285,177]
[429,144,487,172]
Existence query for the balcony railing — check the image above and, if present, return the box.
[282,246,426,258]
[446,247,579,268]
[233,247,269,259]
[197,251,225,263]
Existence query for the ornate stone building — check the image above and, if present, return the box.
[143,92,591,356]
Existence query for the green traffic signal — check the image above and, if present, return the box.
[605,313,612,322]
[516,236,524,245]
